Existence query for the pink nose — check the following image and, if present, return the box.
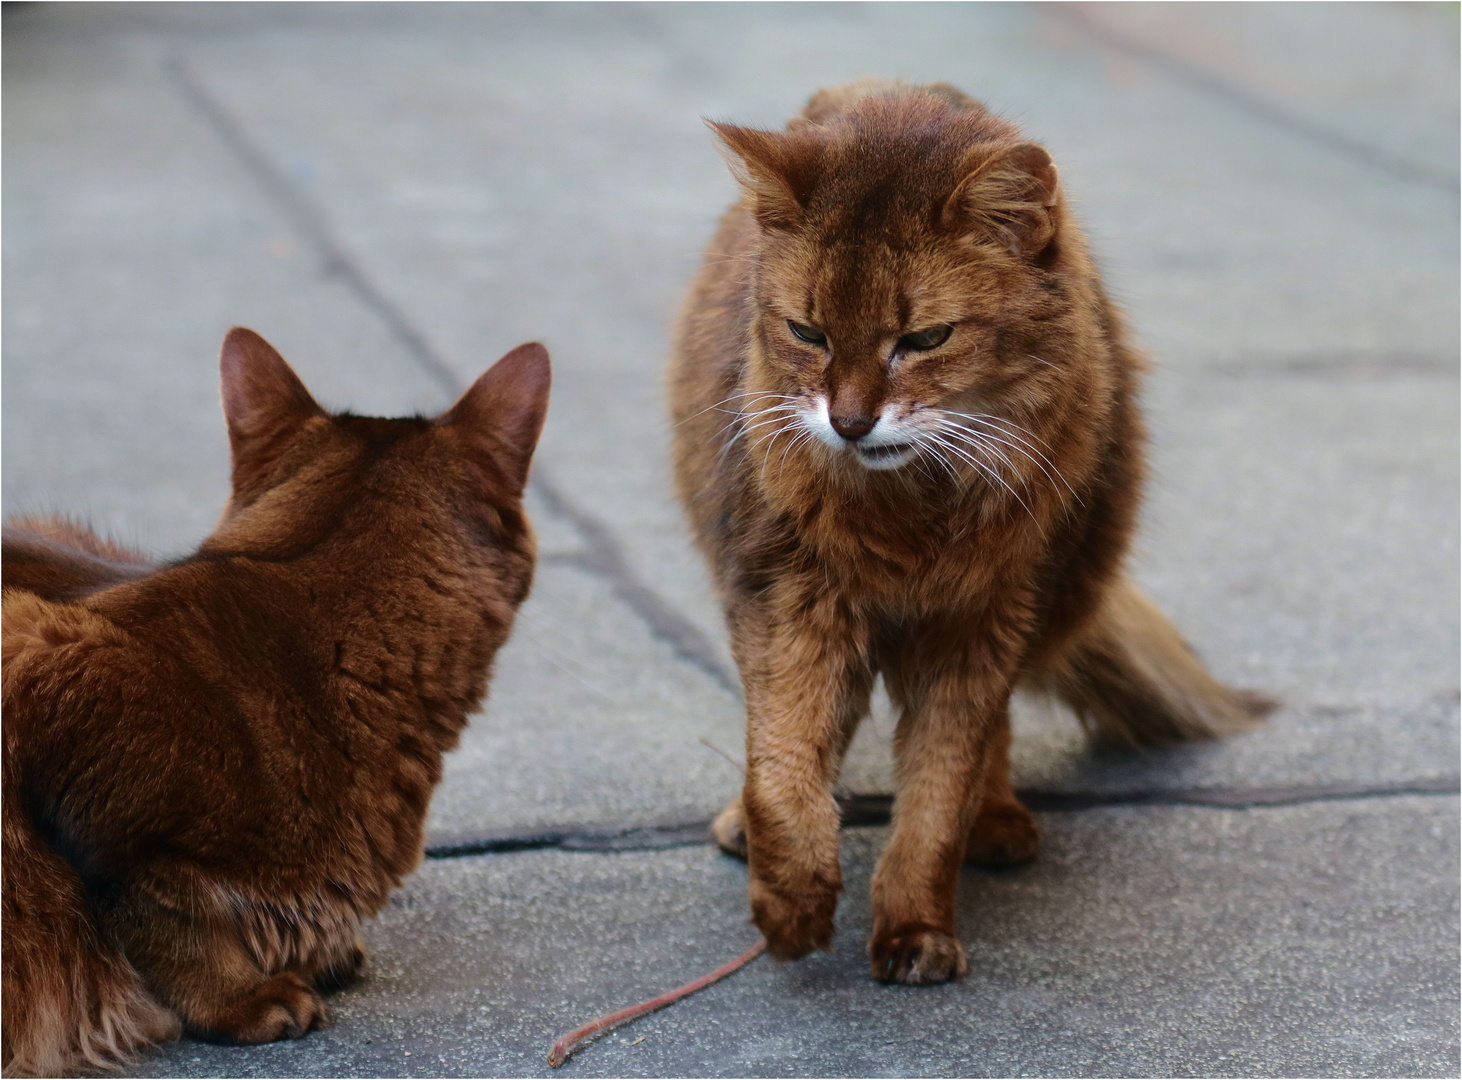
[830,415,875,440]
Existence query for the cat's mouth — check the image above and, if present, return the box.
[854,441,915,470]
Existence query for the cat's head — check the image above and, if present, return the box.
[712,84,1080,479]
[207,327,549,598]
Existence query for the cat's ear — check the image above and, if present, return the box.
[708,121,822,230]
[219,327,323,496]
[942,142,1060,257]
[443,342,551,493]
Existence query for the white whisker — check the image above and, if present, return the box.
[938,425,1030,488]
[678,390,801,427]
[939,410,1081,504]
[942,424,1022,480]
[908,434,957,484]
[920,429,1037,521]
[774,427,818,480]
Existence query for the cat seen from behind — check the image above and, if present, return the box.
[2,329,550,1076]
[670,81,1269,985]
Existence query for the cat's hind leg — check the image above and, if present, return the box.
[2,784,180,1077]
[101,890,331,1046]
[710,796,749,859]
[870,620,1027,985]
[296,929,366,993]
[964,715,1039,866]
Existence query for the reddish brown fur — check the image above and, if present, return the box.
[672,81,1267,985]
[1,328,550,1075]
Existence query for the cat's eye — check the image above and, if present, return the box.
[787,320,828,346]
[898,325,953,352]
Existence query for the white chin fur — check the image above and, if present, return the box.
[853,443,916,471]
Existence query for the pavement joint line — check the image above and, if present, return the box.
[422,778,1461,859]
[527,493,743,700]
[1054,7,1462,194]
[1209,352,1462,380]
[165,54,741,700]
[165,57,463,401]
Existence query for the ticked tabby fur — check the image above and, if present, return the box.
[670,81,1269,984]
[2,329,549,1075]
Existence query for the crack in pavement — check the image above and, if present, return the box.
[530,487,741,698]
[168,56,740,698]
[424,777,1461,858]
[169,56,1459,852]
[168,57,463,401]
[1054,7,1461,194]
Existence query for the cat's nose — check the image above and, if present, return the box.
[830,414,876,441]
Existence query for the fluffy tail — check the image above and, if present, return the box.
[2,516,152,603]
[2,781,179,1077]
[1032,575,1273,747]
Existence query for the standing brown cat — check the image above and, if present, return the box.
[1,328,549,1075]
[670,81,1268,985]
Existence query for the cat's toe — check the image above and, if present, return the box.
[869,928,968,985]
[195,972,331,1045]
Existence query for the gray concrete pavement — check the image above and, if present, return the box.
[4,3,1457,1076]
[131,798,1460,1078]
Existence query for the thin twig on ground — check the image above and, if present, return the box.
[547,938,767,1067]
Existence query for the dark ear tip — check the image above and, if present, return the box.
[221,326,265,354]
[508,340,549,362]
[219,327,276,375]
[220,330,252,386]
[498,341,551,382]
[706,120,761,150]
[220,327,248,361]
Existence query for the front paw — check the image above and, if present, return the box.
[748,875,838,959]
[194,972,331,1045]
[869,927,969,985]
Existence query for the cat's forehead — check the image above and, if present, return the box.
[765,229,973,323]
[331,412,434,446]
[807,169,948,245]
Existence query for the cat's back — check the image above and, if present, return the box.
[1,587,144,776]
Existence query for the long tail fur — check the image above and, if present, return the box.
[1033,575,1273,747]
[2,516,152,604]
[2,776,179,1076]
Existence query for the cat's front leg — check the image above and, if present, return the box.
[871,622,1021,984]
[733,592,873,960]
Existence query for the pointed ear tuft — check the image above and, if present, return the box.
[219,328,323,497]
[942,142,1060,257]
[444,342,551,493]
[707,120,822,230]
